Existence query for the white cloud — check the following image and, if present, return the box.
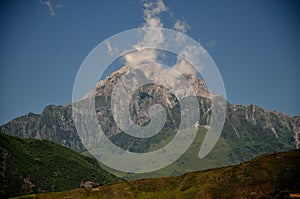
[173,19,191,46]
[173,19,190,34]
[123,0,169,67]
[40,0,63,16]
[106,41,113,53]
[112,0,200,77]
[140,0,168,47]
[143,0,168,25]
[173,57,197,76]
[124,49,158,67]
[106,41,119,56]
[173,45,204,75]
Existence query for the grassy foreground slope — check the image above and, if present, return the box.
[15,150,300,199]
[0,133,122,198]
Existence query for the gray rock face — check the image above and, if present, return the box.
[222,104,298,162]
[1,66,299,160]
[294,115,300,149]
[1,104,85,152]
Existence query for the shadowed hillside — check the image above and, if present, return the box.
[0,133,122,198]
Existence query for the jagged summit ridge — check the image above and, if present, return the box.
[93,65,210,99]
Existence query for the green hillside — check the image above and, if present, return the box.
[0,133,122,198]
[14,150,300,199]
[103,125,295,180]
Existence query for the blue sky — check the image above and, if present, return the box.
[0,0,299,124]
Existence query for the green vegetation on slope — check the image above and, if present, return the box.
[0,133,122,198]
[108,127,235,180]
[107,123,293,180]
[16,150,300,199]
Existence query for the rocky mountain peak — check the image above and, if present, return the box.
[94,65,210,99]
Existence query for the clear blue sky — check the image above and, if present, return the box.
[1,0,299,124]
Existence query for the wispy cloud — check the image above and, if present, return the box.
[106,41,120,56]
[173,45,203,75]
[40,0,63,16]
[143,0,168,27]
[173,19,190,34]
[207,40,216,48]
[106,41,114,55]
[55,3,64,9]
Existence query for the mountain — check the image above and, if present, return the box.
[1,65,299,177]
[12,150,300,199]
[0,104,84,152]
[0,133,122,198]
